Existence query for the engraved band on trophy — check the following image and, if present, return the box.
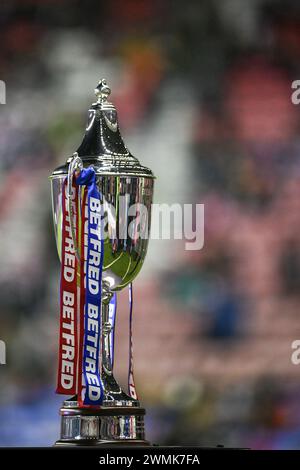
[49,79,155,445]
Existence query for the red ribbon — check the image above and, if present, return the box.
[56,178,79,395]
[128,283,138,400]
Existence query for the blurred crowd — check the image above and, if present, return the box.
[1,0,300,448]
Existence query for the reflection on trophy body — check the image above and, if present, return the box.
[50,79,155,445]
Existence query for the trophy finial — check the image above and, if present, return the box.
[94,78,111,103]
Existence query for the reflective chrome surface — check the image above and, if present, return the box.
[51,78,154,179]
[51,170,153,405]
[50,79,155,444]
[57,401,147,444]
[51,173,154,291]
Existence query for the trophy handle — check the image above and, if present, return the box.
[67,152,83,261]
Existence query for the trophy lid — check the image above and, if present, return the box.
[51,79,155,179]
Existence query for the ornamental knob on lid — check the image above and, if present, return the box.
[51,79,154,179]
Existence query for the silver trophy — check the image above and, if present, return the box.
[50,79,155,445]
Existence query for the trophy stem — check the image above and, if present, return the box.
[102,297,113,373]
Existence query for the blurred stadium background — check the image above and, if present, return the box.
[1,0,300,448]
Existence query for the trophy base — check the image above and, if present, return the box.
[55,400,150,446]
[55,439,150,446]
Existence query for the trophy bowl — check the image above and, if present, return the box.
[51,173,154,291]
[50,79,155,445]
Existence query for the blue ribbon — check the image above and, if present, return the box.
[76,167,104,405]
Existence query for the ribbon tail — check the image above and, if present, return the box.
[56,177,78,396]
[128,283,138,400]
